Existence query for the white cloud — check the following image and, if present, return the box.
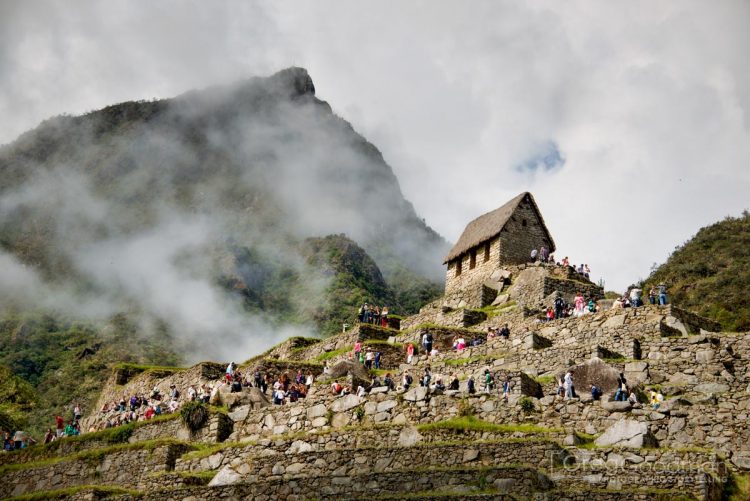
[1,0,749,293]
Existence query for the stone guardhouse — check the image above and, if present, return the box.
[443,192,555,307]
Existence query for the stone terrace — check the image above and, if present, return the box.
[3,268,748,500]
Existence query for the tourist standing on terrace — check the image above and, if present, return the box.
[574,293,585,317]
[540,246,549,262]
[658,284,668,305]
[564,371,575,399]
[423,331,433,355]
[499,324,510,338]
[406,343,415,363]
[648,287,657,305]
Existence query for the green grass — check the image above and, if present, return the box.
[113,362,186,373]
[7,485,140,500]
[443,353,504,366]
[401,323,483,334]
[726,473,750,501]
[546,488,696,501]
[315,347,351,361]
[416,416,560,434]
[646,211,750,331]
[533,375,556,385]
[470,301,518,319]
[362,339,402,347]
[180,439,256,461]
[0,439,193,475]
[376,488,500,499]
[3,413,181,462]
[147,469,217,482]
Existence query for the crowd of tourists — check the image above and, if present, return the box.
[529,247,591,280]
[357,303,390,327]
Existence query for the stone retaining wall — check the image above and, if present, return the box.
[122,466,550,501]
[4,443,191,497]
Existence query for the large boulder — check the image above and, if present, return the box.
[221,387,270,410]
[595,419,657,448]
[331,394,362,413]
[565,358,622,397]
[327,360,371,381]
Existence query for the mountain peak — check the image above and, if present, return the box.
[268,67,315,97]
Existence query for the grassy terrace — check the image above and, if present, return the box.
[8,485,141,501]
[470,301,518,319]
[315,347,351,361]
[401,323,483,335]
[0,438,194,475]
[1,413,182,463]
[417,416,561,435]
[113,362,187,382]
[443,353,506,366]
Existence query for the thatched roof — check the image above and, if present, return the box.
[443,192,555,263]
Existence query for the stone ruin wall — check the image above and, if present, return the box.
[444,235,501,303]
[497,200,554,265]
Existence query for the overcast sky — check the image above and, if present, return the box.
[1,1,748,291]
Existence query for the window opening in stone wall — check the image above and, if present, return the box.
[469,250,476,270]
[522,219,527,227]
[456,259,462,277]
[484,243,490,262]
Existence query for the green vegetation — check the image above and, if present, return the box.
[518,396,535,414]
[645,211,750,331]
[113,362,185,374]
[443,354,502,366]
[8,485,140,501]
[416,416,559,434]
[0,312,181,436]
[457,399,474,417]
[0,366,37,430]
[533,375,556,385]
[726,473,750,501]
[180,401,209,432]
[315,347,351,361]
[0,438,193,475]
[471,301,518,319]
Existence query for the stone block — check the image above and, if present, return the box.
[601,401,632,413]
[311,417,327,427]
[594,419,657,448]
[286,440,313,454]
[331,413,350,428]
[330,394,362,413]
[209,466,242,486]
[693,383,729,394]
[398,426,423,447]
[695,350,714,363]
[624,361,648,372]
[603,315,625,328]
[404,386,429,402]
[377,400,397,412]
[307,404,328,420]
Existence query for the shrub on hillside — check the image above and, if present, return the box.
[180,401,209,432]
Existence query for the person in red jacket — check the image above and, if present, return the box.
[55,415,64,437]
